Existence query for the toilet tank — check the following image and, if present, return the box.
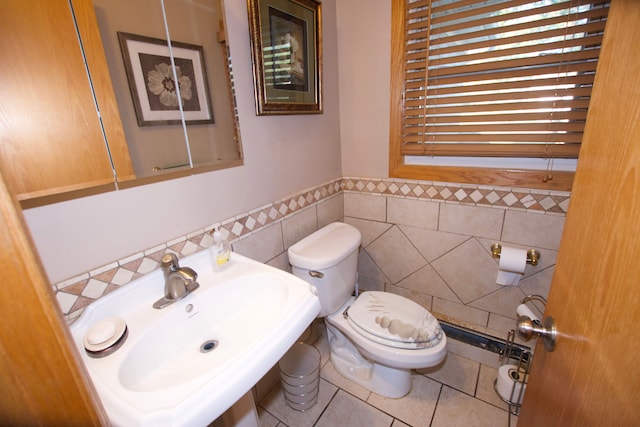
[288,222,362,317]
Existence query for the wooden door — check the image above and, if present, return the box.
[0,169,107,422]
[518,0,640,425]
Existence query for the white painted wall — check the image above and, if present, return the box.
[23,0,342,283]
[337,0,390,178]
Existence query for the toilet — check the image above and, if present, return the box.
[288,222,447,398]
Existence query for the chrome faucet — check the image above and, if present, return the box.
[153,253,199,309]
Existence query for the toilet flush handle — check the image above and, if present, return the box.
[309,270,324,278]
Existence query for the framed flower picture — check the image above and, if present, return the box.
[117,32,214,126]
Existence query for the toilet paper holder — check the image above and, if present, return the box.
[491,243,540,266]
[495,329,532,415]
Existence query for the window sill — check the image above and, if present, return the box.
[389,163,574,191]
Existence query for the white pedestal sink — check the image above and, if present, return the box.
[70,251,321,426]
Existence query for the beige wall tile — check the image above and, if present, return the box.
[433,297,489,327]
[365,226,427,283]
[445,339,500,368]
[345,217,392,247]
[431,239,500,303]
[396,264,458,302]
[386,284,433,310]
[487,314,530,347]
[469,286,527,319]
[344,192,386,221]
[518,266,554,305]
[254,366,281,403]
[400,225,469,262]
[281,206,318,249]
[502,210,565,250]
[387,197,439,230]
[233,223,284,263]
[439,204,504,240]
[63,177,564,335]
[358,276,385,292]
[317,194,344,228]
[266,252,290,273]
[358,250,390,284]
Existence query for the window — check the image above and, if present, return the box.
[389,0,609,190]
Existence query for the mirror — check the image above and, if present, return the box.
[92,0,242,179]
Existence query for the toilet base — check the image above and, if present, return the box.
[326,322,412,398]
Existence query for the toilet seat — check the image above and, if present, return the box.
[326,296,447,370]
[345,291,443,350]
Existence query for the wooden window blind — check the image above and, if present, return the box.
[398,0,609,159]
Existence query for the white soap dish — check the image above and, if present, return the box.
[83,316,128,358]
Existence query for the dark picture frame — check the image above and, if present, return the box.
[248,0,322,115]
[117,32,214,126]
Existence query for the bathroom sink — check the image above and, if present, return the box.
[70,251,321,426]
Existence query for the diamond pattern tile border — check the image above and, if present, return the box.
[57,177,570,322]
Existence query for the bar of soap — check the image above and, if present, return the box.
[87,319,118,345]
[84,317,126,352]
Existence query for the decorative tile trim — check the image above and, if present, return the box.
[57,177,570,322]
[342,177,571,214]
[58,179,343,322]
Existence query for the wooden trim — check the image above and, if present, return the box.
[389,0,407,177]
[390,163,575,191]
[0,170,107,424]
[70,0,135,183]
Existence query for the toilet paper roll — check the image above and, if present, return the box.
[496,247,527,286]
[516,304,540,323]
[496,364,527,404]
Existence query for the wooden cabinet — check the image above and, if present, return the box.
[0,0,134,202]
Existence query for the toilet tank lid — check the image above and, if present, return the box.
[288,222,362,270]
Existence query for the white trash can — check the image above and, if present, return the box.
[278,343,321,411]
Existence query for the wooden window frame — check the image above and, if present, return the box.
[389,0,608,191]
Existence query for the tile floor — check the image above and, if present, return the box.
[255,324,520,427]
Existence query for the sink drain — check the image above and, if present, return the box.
[200,339,219,353]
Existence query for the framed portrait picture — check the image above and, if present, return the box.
[248,0,322,115]
[117,32,214,126]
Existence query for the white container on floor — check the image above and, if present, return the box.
[278,343,321,411]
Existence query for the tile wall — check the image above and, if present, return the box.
[56,177,569,336]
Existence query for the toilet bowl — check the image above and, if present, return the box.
[288,222,447,398]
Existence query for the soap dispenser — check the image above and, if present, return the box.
[210,229,231,272]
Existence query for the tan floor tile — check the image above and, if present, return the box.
[316,390,393,427]
[256,406,279,427]
[476,364,510,411]
[259,379,337,427]
[320,357,371,401]
[419,352,479,395]
[431,386,510,427]
[367,374,441,427]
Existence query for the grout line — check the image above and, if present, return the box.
[312,385,339,427]
[428,383,444,427]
